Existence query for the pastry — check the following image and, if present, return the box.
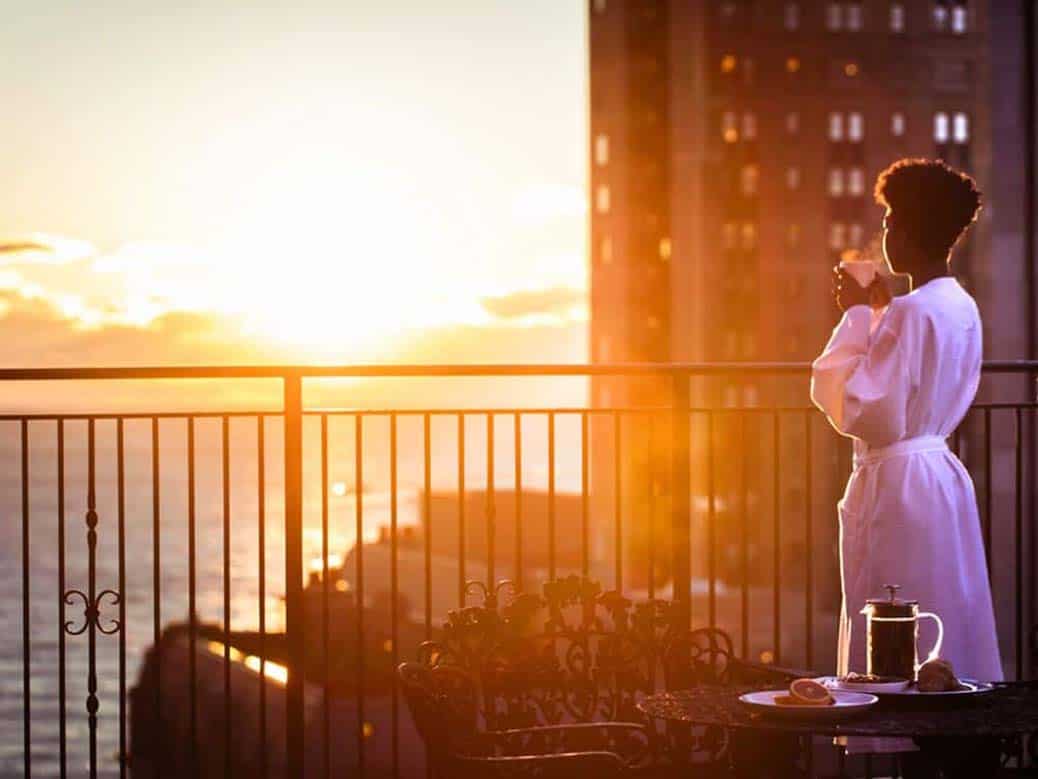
[917,657,961,692]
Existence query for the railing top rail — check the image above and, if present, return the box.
[0,360,1034,381]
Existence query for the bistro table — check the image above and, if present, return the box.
[638,682,1038,778]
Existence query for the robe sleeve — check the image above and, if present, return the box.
[810,303,914,446]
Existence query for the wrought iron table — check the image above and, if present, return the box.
[638,683,1038,776]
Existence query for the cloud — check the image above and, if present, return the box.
[480,286,586,320]
[0,234,96,264]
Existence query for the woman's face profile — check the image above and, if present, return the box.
[881,209,903,275]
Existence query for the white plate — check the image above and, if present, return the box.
[816,676,994,697]
[738,689,878,718]
[825,676,911,694]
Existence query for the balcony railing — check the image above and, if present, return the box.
[5,362,1036,778]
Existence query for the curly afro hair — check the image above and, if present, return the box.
[874,158,982,258]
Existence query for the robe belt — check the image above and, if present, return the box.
[854,434,949,468]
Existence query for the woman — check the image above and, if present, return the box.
[811,159,1002,689]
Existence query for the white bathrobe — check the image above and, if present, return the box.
[811,277,1003,684]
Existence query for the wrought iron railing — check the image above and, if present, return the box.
[4,362,1036,778]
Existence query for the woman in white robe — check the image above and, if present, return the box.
[811,159,1003,686]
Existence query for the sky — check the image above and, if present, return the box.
[0,0,589,387]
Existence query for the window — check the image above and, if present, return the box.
[719,1,737,20]
[849,167,865,195]
[933,3,950,31]
[742,112,757,140]
[725,331,738,358]
[722,111,738,143]
[828,168,845,196]
[741,222,757,250]
[890,2,905,31]
[743,57,756,84]
[951,4,967,33]
[598,335,611,361]
[846,2,863,30]
[786,56,801,73]
[953,112,970,143]
[594,134,609,166]
[659,237,672,260]
[647,316,660,330]
[786,166,801,190]
[830,222,846,250]
[849,223,864,246]
[592,0,607,13]
[934,112,950,143]
[741,164,759,196]
[826,2,843,30]
[787,223,801,247]
[828,112,844,141]
[596,186,611,214]
[786,112,800,134]
[601,237,613,264]
[891,112,906,136]
[724,222,739,249]
[741,332,757,358]
[784,2,800,30]
[844,62,860,78]
[721,54,737,73]
[848,112,864,141]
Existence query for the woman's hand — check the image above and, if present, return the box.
[833,267,892,312]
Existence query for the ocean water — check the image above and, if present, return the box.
[0,413,586,777]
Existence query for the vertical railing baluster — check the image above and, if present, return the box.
[222,415,231,779]
[390,414,399,779]
[515,412,523,589]
[548,412,556,581]
[487,413,495,588]
[671,374,692,633]
[581,412,589,579]
[647,412,655,600]
[1015,407,1024,680]
[424,413,432,639]
[257,416,267,779]
[740,412,749,660]
[58,420,67,779]
[87,419,98,779]
[117,419,127,779]
[614,410,622,591]
[187,417,197,776]
[283,376,305,778]
[320,414,330,779]
[355,415,366,777]
[804,411,814,671]
[773,412,782,665]
[707,411,717,629]
[22,418,30,779]
[458,414,466,606]
[151,417,161,779]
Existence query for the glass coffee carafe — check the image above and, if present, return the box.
[860,585,944,680]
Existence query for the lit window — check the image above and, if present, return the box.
[659,237,672,260]
[741,222,757,250]
[830,222,846,250]
[951,4,967,33]
[721,54,737,73]
[724,385,738,407]
[741,332,756,358]
[890,3,905,31]
[593,0,608,12]
[891,112,906,136]
[845,62,860,77]
[784,2,800,30]
[786,112,800,134]
[596,186,611,214]
[599,335,611,361]
[786,56,801,73]
[934,112,950,143]
[788,223,801,247]
[720,1,737,19]
[849,223,864,246]
[828,168,845,196]
[742,113,757,140]
[933,3,949,30]
[846,2,863,30]
[741,164,759,196]
[594,134,609,166]
[848,167,865,195]
[724,222,739,249]
[722,111,738,143]
[744,385,759,406]
[786,166,801,190]
[826,3,843,30]
[601,237,613,264]
[848,112,864,141]
[828,112,844,141]
[953,112,970,143]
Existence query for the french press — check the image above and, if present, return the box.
[860,584,944,679]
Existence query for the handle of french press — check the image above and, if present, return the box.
[916,612,945,667]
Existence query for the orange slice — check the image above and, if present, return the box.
[790,678,834,705]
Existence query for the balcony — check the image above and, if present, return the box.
[4,362,1036,777]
